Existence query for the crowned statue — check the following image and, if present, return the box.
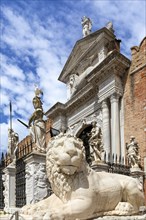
[28,85,46,153]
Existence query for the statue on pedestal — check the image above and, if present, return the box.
[89,121,104,163]
[126,136,141,168]
[8,128,19,164]
[81,16,92,37]
[28,86,46,153]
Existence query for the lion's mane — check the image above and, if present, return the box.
[46,134,86,202]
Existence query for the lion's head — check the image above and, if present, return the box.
[46,134,86,202]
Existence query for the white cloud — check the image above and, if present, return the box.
[91,0,146,56]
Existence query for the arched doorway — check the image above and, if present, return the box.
[78,125,92,164]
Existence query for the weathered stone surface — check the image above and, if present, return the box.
[94,214,146,220]
[20,134,144,220]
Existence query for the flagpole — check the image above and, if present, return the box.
[10,100,12,131]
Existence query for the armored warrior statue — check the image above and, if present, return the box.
[28,86,46,153]
[126,136,141,168]
[81,16,92,37]
[89,121,104,163]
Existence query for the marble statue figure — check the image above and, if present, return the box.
[126,136,141,168]
[28,87,46,153]
[68,74,78,98]
[8,128,19,163]
[21,134,144,220]
[81,16,92,37]
[106,21,114,33]
[89,121,104,163]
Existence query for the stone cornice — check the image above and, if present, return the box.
[45,102,65,118]
[45,83,97,118]
[65,83,97,114]
[86,50,131,84]
[130,63,146,75]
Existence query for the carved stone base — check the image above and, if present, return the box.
[19,214,146,220]
[3,163,16,213]
[24,152,50,205]
[130,168,144,185]
[130,167,143,174]
[94,214,146,220]
[91,161,109,172]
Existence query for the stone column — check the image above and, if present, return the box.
[110,93,121,161]
[3,163,16,213]
[24,152,50,205]
[102,99,110,157]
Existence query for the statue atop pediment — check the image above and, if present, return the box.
[81,16,92,37]
[106,21,114,33]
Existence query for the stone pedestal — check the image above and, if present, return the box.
[24,152,50,205]
[91,161,109,172]
[94,214,146,220]
[2,163,16,213]
[130,166,144,186]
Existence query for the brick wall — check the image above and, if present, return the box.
[123,37,146,202]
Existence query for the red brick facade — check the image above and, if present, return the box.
[123,37,146,202]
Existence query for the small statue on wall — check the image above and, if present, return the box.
[126,136,141,168]
[81,16,92,37]
[28,86,46,153]
[88,121,104,164]
[67,74,78,99]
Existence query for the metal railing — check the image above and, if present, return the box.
[9,211,25,220]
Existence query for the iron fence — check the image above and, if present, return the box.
[15,157,26,208]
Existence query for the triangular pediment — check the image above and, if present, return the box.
[58,27,115,83]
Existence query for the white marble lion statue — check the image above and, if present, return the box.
[21,134,144,220]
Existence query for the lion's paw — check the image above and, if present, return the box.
[115,202,135,215]
[104,202,135,216]
[32,211,45,220]
[43,210,65,220]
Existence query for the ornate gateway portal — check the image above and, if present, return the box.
[45,21,130,166]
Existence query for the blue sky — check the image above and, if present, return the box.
[0,0,146,155]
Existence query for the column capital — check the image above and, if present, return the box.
[110,93,120,103]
